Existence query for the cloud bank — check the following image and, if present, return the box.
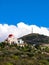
[0,22,49,42]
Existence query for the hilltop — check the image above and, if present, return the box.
[19,33,49,44]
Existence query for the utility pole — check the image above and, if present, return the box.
[31,27,33,34]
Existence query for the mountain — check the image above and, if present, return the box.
[19,33,49,45]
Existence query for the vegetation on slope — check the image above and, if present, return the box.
[20,33,49,44]
[0,42,49,65]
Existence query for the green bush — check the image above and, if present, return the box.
[5,62,13,65]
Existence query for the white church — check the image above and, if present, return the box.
[5,34,24,47]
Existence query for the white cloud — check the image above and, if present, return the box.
[0,22,49,42]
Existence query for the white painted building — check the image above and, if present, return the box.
[5,34,25,46]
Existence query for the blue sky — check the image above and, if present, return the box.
[0,0,49,27]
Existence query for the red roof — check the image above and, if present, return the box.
[8,34,14,38]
